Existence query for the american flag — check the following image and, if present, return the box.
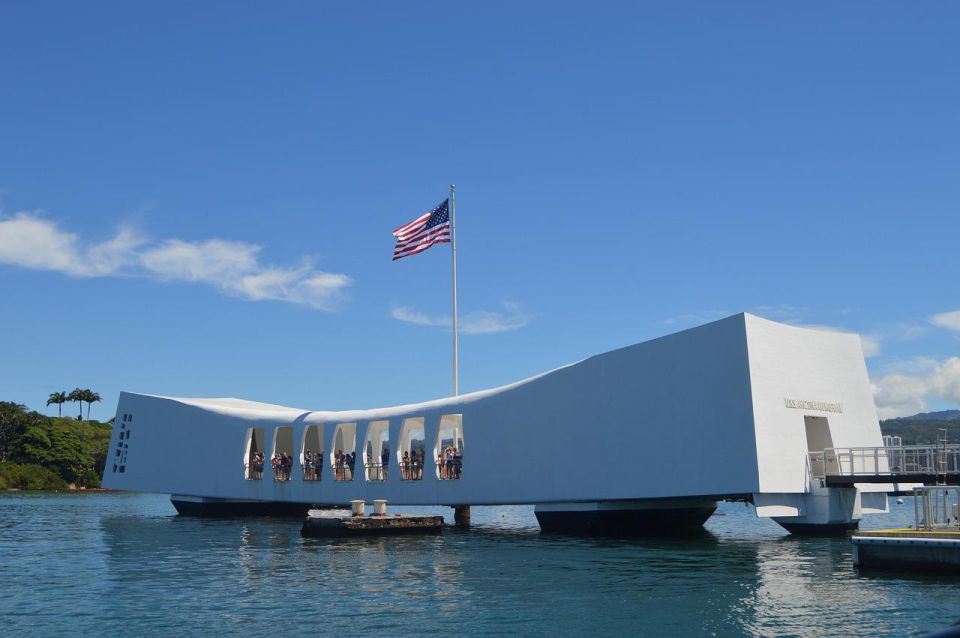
[391,199,451,261]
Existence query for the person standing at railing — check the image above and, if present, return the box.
[445,447,454,479]
[381,447,389,480]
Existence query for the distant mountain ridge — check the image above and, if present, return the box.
[880,409,960,445]
[886,409,960,423]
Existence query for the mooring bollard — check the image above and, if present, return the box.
[373,499,387,516]
[351,500,365,517]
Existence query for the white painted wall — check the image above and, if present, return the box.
[744,314,886,495]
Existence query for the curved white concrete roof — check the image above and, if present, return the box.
[133,312,865,424]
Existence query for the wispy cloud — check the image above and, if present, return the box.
[391,302,530,335]
[885,321,930,341]
[931,310,960,333]
[0,212,143,276]
[859,334,882,358]
[0,212,351,310]
[872,356,960,419]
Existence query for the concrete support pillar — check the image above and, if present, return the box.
[453,505,471,528]
[770,486,861,536]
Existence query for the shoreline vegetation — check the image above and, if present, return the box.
[0,401,111,491]
[1,397,957,492]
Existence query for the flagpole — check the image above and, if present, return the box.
[450,184,459,397]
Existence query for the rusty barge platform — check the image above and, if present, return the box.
[301,500,444,537]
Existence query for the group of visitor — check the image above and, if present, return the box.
[303,449,323,481]
[334,450,356,481]
[272,453,293,481]
[437,446,463,480]
[248,446,462,482]
[401,450,425,480]
[247,452,265,479]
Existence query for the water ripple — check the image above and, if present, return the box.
[0,493,958,636]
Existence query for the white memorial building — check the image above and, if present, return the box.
[102,313,891,535]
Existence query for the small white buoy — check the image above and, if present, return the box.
[896,498,904,505]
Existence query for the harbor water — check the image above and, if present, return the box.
[2,492,959,637]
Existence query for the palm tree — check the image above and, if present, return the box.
[46,391,67,417]
[67,388,84,420]
[83,390,102,420]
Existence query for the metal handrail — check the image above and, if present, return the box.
[244,462,264,480]
[365,462,387,482]
[332,461,354,481]
[913,486,960,530]
[302,462,322,481]
[822,444,960,477]
[437,457,463,480]
[400,460,424,480]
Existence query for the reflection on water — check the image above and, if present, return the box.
[0,493,958,637]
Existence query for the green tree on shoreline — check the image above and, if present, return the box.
[82,389,101,420]
[0,402,28,463]
[0,401,110,489]
[67,388,84,420]
[46,391,67,417]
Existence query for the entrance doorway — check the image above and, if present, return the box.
[804,416,834,477]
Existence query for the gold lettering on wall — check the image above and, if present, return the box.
[784,398,844,414]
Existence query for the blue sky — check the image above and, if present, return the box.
[1,2,958,421]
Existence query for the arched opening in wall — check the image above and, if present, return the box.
[363,420,390,482]
[301,424,324,481]
[272,426,294,482]
[435,414,464,480]
[244,427,265,480]
[331,423,357,481]
[398,417,425,480]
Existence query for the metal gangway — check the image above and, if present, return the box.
[810,440,960,487]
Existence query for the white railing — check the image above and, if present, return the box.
[814,445,960,479]
[913,486,960,530]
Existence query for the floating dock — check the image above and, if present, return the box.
[851,486,960,572]
[852,529,960,571]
